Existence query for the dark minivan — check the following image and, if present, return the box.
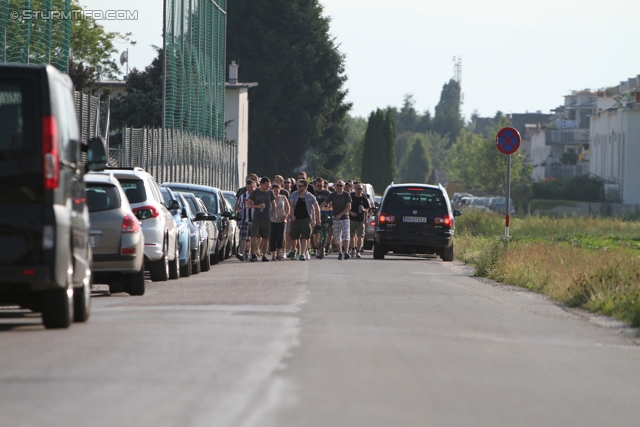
[374,183,461,261]
[0,64,106,328]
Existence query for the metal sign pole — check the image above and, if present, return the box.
[505,154,511,239]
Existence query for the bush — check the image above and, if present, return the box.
[532,175,604,202]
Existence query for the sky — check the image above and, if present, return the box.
[80,0,640,120]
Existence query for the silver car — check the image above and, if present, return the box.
[96,168,179,281]
[85,174,145,295]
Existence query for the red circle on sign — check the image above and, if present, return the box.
[496,127,521,155]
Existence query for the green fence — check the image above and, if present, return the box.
[0,0,71,72]
[164,0,226,140]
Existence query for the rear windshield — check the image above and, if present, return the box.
[118,179,147,204]
[86,184,121,212]
[0,83,28,156]
[385,187,446,209]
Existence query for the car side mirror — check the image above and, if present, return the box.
[453,209,462,217]
[168,199,180,210]
[195,212,207,221]
[207,214,218,221]
[181,208,188,218]
[86,137,107,172]
[221,211,232,218]
[135,209,153,220]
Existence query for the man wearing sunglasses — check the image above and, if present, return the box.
[320,180,352,260]
[348,184,371,258]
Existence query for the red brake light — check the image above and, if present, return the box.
[122,214,140,233]
[42,116,59,190]
[121,247,136,255]
[435,214,453,227]
[378,213,395,224]
[132,205,160,218]
[407,188,424,191]
[369,220,375,227]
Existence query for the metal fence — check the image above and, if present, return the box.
[113,127,238,191]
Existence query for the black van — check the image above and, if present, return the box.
[374,183,461,261]
[0,64,106,328]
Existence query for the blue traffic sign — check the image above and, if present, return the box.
[496,127,521,155]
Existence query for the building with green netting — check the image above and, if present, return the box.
[0,0,72,72]
[164,0,226,142]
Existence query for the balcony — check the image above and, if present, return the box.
[545,129,589,145]
[545,162,590,179]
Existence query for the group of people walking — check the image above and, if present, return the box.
[234,172,373,262]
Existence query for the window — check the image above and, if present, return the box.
[386,187,444,209]
[86,184,121,212]
[118,179,147,204]
[0,84,26,153]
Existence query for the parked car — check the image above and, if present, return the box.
[162,183,234,263]
[178,191,216,272]
[0,64,106,328]
[458,197,474,209]
[374,183,461,261]
[468,197,491,211]
[487,197,516,215]
[86,173,145,295]
[222,190,240,257]
[96,167,179,281]
[451,192,473,209]
[159,187,192,277]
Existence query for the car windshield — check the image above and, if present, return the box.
[181,194,200,215]
[186,190,218,213]
[159,188,173,207]
[118,179,147,204]
[223,193,236,209]
[385,187,445,209]
[86,184,121,213]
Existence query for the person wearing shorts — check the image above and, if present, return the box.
[236,179,256,261]
[349,183,371,258]
[289,180,319,261]
[320,180,352,260]
[246,177,276,262]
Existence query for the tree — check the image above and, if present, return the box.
[399,134,431,183]
[110,48,163,129]
[226,0,351,177]
[448,118,531,197]
[68,0,134,91]
[362,108,395,191]
[433,79,464,144]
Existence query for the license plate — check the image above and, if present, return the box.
[403,216,427,223]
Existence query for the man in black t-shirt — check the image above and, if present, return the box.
[298,171,316,196]
[349,184,371,258]
[311,177,331,255]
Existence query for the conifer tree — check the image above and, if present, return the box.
[227,0,351,177]
[401,135,431,184]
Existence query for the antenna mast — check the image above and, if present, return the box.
[453,56,464,106]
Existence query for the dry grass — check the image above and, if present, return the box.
[455,211,640,326]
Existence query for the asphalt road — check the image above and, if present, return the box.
[1,252,639,427]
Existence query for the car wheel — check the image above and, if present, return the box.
[441,242,454,262]
[73,266,91,323]
[218,242,226,262]
[42,259,74,329]
[169,242,180,280]
[150,249,169,281]
[201,242,211,271]
[192,248,201,274]
[125,266,146,295]
[210,242,219,265]
[225,240,232,259]
[373,244,385,260]
[180,253,192,277]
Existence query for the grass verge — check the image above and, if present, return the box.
[455,211,640,326]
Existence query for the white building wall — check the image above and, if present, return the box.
[225,87,249,190]
[530,129,550,180]
[590,109,640,204]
